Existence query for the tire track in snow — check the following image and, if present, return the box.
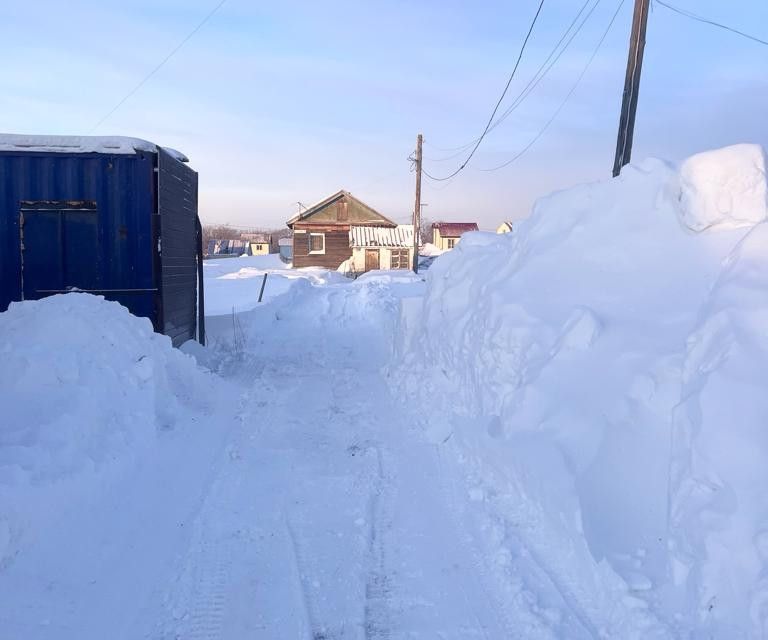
[155,372,302,640]
[328,362,395,640]
[169,537,231,640]
[284,513,322,640]
[363,444,392,640]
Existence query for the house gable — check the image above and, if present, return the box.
[287,190,395,228]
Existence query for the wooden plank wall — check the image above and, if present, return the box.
[292,225,352,269]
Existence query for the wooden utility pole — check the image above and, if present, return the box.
[612,0,650,177]
[412,133,423,273]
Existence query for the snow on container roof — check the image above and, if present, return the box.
[0,134,189,162]
[350,224,414,248]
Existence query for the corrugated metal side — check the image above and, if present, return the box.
[0,151,156,319]
[350,224,414,247]
[157,148,198,347]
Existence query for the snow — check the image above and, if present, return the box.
[678,143,768,231]
[670,222,768,636]
[203,253,347,316]
[419,241,445,257]
[391,145,768,637]
[0,294,237,637]
[2,143,768,638]
[0,133,189,162]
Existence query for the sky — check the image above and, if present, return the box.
[2,0,767,230]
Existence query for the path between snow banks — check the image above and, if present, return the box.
[149,275,660,639]
[155,301,522,639]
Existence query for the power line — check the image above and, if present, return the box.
[425,0,598,163]
[90,0,228,132]
[478,0,627,172]
[653,0,768,47]
[422,0,547,182]
[491,0,602,133]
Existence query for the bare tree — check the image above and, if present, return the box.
[201,224,242,250]
[202,223,297,254]
[268,227,293,253]
[419,216,433,246]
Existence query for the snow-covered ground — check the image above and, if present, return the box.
[203,253,349,316]
[2,144,767,638]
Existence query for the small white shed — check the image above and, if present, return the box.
[349,224,415,272]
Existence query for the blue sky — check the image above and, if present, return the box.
[2,0,767,229]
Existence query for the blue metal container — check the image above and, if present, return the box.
[0,135,204,346]
[279,238,293,262]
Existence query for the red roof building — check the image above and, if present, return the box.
[431,221,479,250]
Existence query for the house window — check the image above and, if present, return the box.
[390,249,409,269]
[309,233,325,254]
[446,238,456,249]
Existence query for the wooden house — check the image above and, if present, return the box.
[287,190,397,269]
[349,225,414,272]
[431,221,479,250]
[496,221,513,234]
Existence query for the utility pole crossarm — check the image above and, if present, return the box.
[613,0,650,177]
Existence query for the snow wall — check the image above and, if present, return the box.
[0,294,218,569]
[391,144,768,637]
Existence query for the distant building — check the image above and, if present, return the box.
[241,233,271,255]
[496,221,513,234]
[286,190,397,269]
[206,235,270,257]
[349,225,414,272]
[431,222,479,251]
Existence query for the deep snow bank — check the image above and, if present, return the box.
[0,294,215,567]
[678,143,768,232]
[670,223,768,636]
[392,145,767,637]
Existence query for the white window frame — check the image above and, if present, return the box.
[446,237,456,249]
[309,232,326,255]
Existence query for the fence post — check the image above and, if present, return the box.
[258,273,268,303]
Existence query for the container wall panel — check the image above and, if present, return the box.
[157,148,198,346]
[0,152,156,320]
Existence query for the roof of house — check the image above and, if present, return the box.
[278,237,292,246]
[432,221,479,236]
[286,189,396,228]
[350,224,414,248]
[0,134,189,162]
[497,221,513,233]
